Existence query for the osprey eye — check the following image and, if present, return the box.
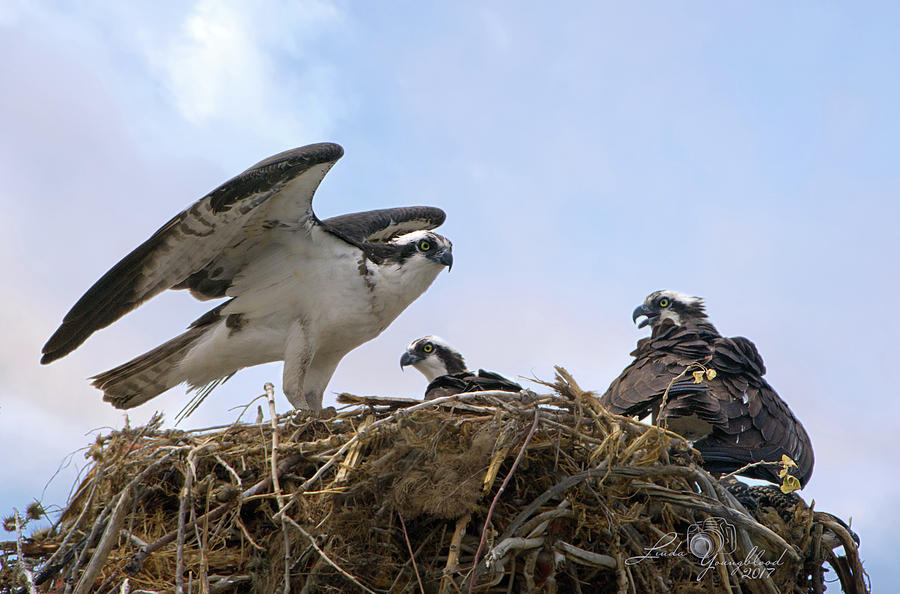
[659,298,670,308]
[417,239,432,252]
[422,343,434,353]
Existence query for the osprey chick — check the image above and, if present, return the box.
[600,290,814,487]
[400,336,522,400]
[42,143,453,413]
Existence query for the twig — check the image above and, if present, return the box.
[281,514,376,594]
[388,528,438,593]
[212,454,242,488]
[175,455,193,594]
[199,481,211,594]
[265,382,292,594]
[500,461,610,543]
[14,511,38,594]
[818,517,868,593]
[439,513,470,594]
[719,459,780,481]
[37,463,107,583]
[65,500,114,592]
[73,486,132,594]
[520,504,574,538]
[234,514,265,551]
[486,536,545,562]
[397,511,424,594]
[125,453,304,574]
[554,540,616,568]
[276,390,529,520]
[630,480,799,560]
[469,409,541,593]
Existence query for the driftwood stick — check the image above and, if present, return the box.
[72,486,131,594]
[519,500,572,538]
[469,409,541,593]
[65,501,113,592]
[199,481,212,594]
[14,511,38,594]
[264,382,292,594]
[500,461,610,542]
[631,480,799,561]
[553,540,616,568]
[818,517,868,594]
[439,513,470,594]
[175,456,192,594]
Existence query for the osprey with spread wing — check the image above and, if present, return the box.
[42,143,453,413]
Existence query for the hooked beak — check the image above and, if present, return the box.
[438,249,453,271]
[632,304,657,329]
[400,351,422,369]
[428,248,453,271]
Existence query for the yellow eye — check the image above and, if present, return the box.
[418,240,432,251]
[659,298,670,307]
[422,343,434,353]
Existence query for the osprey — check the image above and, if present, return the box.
[599,290,814,487]
[400,336,522,400]
[41,143,453,413]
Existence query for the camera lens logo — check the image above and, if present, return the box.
[686,518,737,562]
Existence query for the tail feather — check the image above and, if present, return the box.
[91,327,206,409]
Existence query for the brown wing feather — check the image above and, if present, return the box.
[599,325,715,418]
[424,370,522,401]
[601,323,813,486]
[694,336,814,486]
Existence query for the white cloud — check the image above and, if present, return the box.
[144,0,346,143]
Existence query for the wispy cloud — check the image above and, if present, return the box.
[143,0,346,143]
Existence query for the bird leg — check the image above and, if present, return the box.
[283,321,316,411]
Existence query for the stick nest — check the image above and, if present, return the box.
[1,368,867,593]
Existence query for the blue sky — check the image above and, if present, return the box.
[1,1,896,587]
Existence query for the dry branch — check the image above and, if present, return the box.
[1,372,867,593]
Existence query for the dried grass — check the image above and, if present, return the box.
[1,368,867,593]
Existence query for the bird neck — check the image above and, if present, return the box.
[651,319,720,340]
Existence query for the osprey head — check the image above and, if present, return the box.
[400,335,466,382]
[389,230,453,271]
[632,290,706,329]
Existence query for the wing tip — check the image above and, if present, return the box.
[41,336,72,365]
[252,142,345,171]
[41,322,88,365]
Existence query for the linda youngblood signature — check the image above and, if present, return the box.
[625,532,788,581]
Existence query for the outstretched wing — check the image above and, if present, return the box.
[175,206,447,301]
[41,143,344,364]
[322,206,446,245]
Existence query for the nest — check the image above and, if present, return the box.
[1,369,867,593]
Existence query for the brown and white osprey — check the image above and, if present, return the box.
[599,290,814,487]
[41,143,453,413]
[400,336,522,400]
